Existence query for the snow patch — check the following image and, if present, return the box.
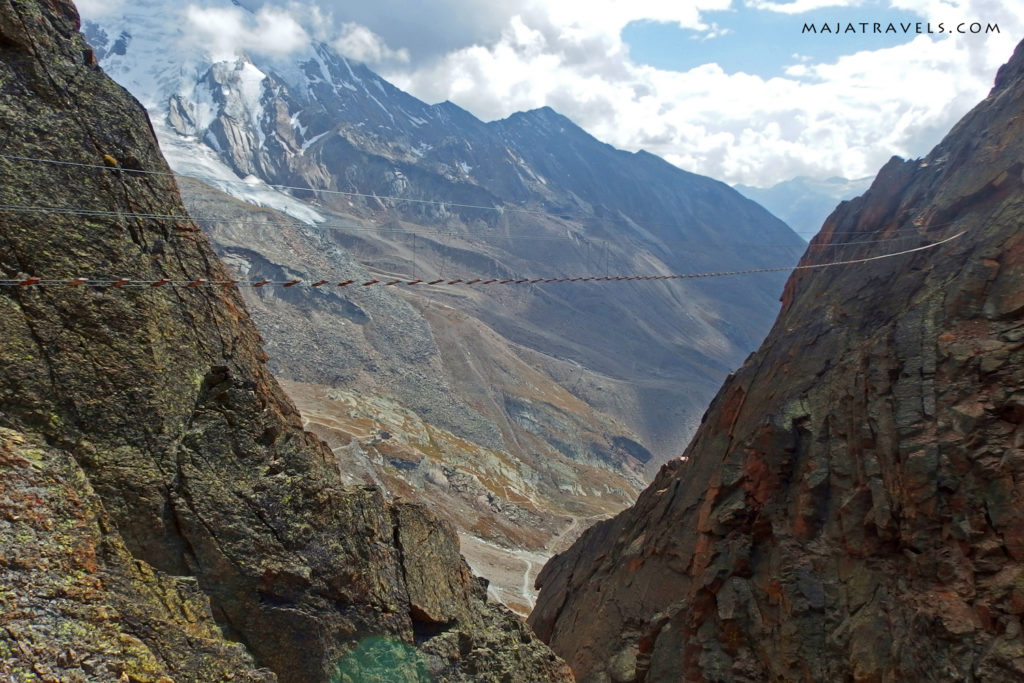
[397,107,427,127]
[340,55,362,84]
[301,130,330,151]
[366,92,396,125]
[191,79,218,133]
[233,60,268,148]
[290,111,307,138]
[153,119,324,225]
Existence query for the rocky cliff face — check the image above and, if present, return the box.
[0,2,569,681]
[529,40,1024,682]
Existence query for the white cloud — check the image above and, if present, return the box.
[185,5,310,61]
[333,23,410,63]
[380,0,1024,186]
[747,0,864,15]
[75,0,125,17]
[530,0,733,35]
[696,23,733,39]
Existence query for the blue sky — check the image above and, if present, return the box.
[621,4,926,77]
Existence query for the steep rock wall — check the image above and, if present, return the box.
[0,1,569,681]
[530,40,1024,682]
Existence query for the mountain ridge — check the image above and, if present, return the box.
[81,1,808,472]
[529,36,1024,682]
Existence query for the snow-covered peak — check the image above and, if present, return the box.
[202,58,268,135]
[81,0,521,220]
[84,1,431,142]
[82,0,326,222]
[87,1,298,100]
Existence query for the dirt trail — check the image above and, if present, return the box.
[459,513,613,617]
[546,513,609,555]
[459,533,551,616]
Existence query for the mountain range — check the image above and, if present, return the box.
[81,0,806,607]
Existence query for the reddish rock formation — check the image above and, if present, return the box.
[0,1,570,681]
[530,40,1024,682]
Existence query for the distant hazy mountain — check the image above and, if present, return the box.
[735,175,873,239]
[83,0,806,609]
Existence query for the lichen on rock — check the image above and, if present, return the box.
[0,1,570,681]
